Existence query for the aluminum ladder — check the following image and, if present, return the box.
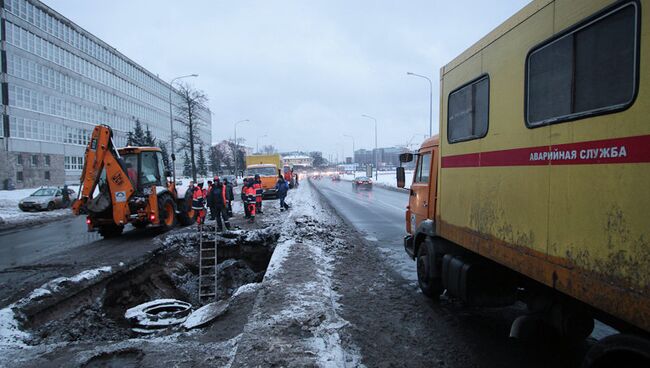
[198,224,218,303]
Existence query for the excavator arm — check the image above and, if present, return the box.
[72,125,135,225]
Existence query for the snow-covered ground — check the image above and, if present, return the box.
[341,170,414,189]
[0,187,77,230]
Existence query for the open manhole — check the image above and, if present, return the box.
[23,227,279,345]
[125,299,192,333]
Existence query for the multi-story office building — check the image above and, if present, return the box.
[0,0,211,188]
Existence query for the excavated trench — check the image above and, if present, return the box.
[22,225,280,345]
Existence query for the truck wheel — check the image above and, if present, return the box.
[582,334,650,368]
[158,194,177,230]
[417,237,444,298]
[98,224,124,238]
[47,202,55,211]
[177,198,196,226]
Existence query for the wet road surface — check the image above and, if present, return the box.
[0,215,179,308]
[309,178,415,282]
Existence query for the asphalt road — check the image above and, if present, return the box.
[309,178,416,283]
[0,215,173,308]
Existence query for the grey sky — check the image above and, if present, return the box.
[46,0,529,160]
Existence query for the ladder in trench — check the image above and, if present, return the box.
[198,224,218,303]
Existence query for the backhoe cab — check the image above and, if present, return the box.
[72,125,195,238]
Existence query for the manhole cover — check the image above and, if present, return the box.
[125,299,192,332]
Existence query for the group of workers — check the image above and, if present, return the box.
[186,173,292,231]
[187,176,234,231]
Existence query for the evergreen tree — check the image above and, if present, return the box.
[197,146,208,177]
[132,120,145,146]
[158,141,171,171]
[126,131,134,146]
[144,125,156,146]
[182,151,192,178]
[209,145,221,176]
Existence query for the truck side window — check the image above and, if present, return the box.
[448,75,489,143]
[526,2,638,127]
[414,153,431,183]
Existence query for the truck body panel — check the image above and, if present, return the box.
[412,0,649,333]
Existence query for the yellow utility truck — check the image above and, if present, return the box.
[398,0,649,365]
[245,154,282,198]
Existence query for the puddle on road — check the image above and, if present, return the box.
[23,224,279,345]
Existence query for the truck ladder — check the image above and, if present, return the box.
[198,224,218,303]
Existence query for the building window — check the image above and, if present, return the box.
[447,75,489,143]
[45,155,51,166]
[44,171,51,180]
[32,155,38,166]
[17,171,23,182]
[526,2,639,127]
[17,155,23,165]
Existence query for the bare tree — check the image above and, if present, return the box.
[174,82,210,182]
[261,145,277,154]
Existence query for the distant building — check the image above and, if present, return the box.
[0,0,211,188]
[282,153,312,168]
[353,146,408,168]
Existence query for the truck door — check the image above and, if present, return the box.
[409,149,432,233]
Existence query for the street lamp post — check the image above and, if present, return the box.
[343,134,355,171]
[233,119,250,178]
[407,72,433,137]
[256,134,268,154]
[168,73,198,183]
[361,114,378,180]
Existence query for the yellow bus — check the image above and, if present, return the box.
[400,0,649,364]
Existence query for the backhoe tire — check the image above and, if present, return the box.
[158,194,177,230]
[98,224,124,239]
[177,197,196,226]
[417,237,444,298]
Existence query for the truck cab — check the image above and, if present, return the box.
[399,136,439,259]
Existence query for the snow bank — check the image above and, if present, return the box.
[0,265,113,349]
[231,182,363,367]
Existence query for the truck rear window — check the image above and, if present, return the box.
[526,2,639,127]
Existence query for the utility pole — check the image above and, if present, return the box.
[407,72,433,137]
[361,114,378,180]
[168,73,198,182]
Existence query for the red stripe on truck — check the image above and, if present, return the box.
[441,134,650,168]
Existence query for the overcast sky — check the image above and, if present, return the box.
[47,0,529,161]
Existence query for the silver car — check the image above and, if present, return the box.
[18,187,74,212]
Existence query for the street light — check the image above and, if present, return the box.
[343,134,355,171]
[406,72,433,137]
[256,134,268,154]
[168,73,198,183]
[233,119,250,178]
[361,114,378,180]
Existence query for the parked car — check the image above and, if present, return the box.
[352,176,372,190]
[18,187,75,212]
[331,174,341,181]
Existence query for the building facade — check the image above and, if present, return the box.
[354,147,408,169]
[0,0,211,188]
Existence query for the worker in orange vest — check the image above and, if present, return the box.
[253,174,263,214]
[192,181,207,228]
[243,179,257,222]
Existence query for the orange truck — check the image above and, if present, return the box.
[72,125,195,238]
[245,154,282,198]
[398,0,649,364]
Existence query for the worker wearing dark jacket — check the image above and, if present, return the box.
[253,175,263,214]
[209,178,231,231]
[275,176,290,211]
[224,178,235,217]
